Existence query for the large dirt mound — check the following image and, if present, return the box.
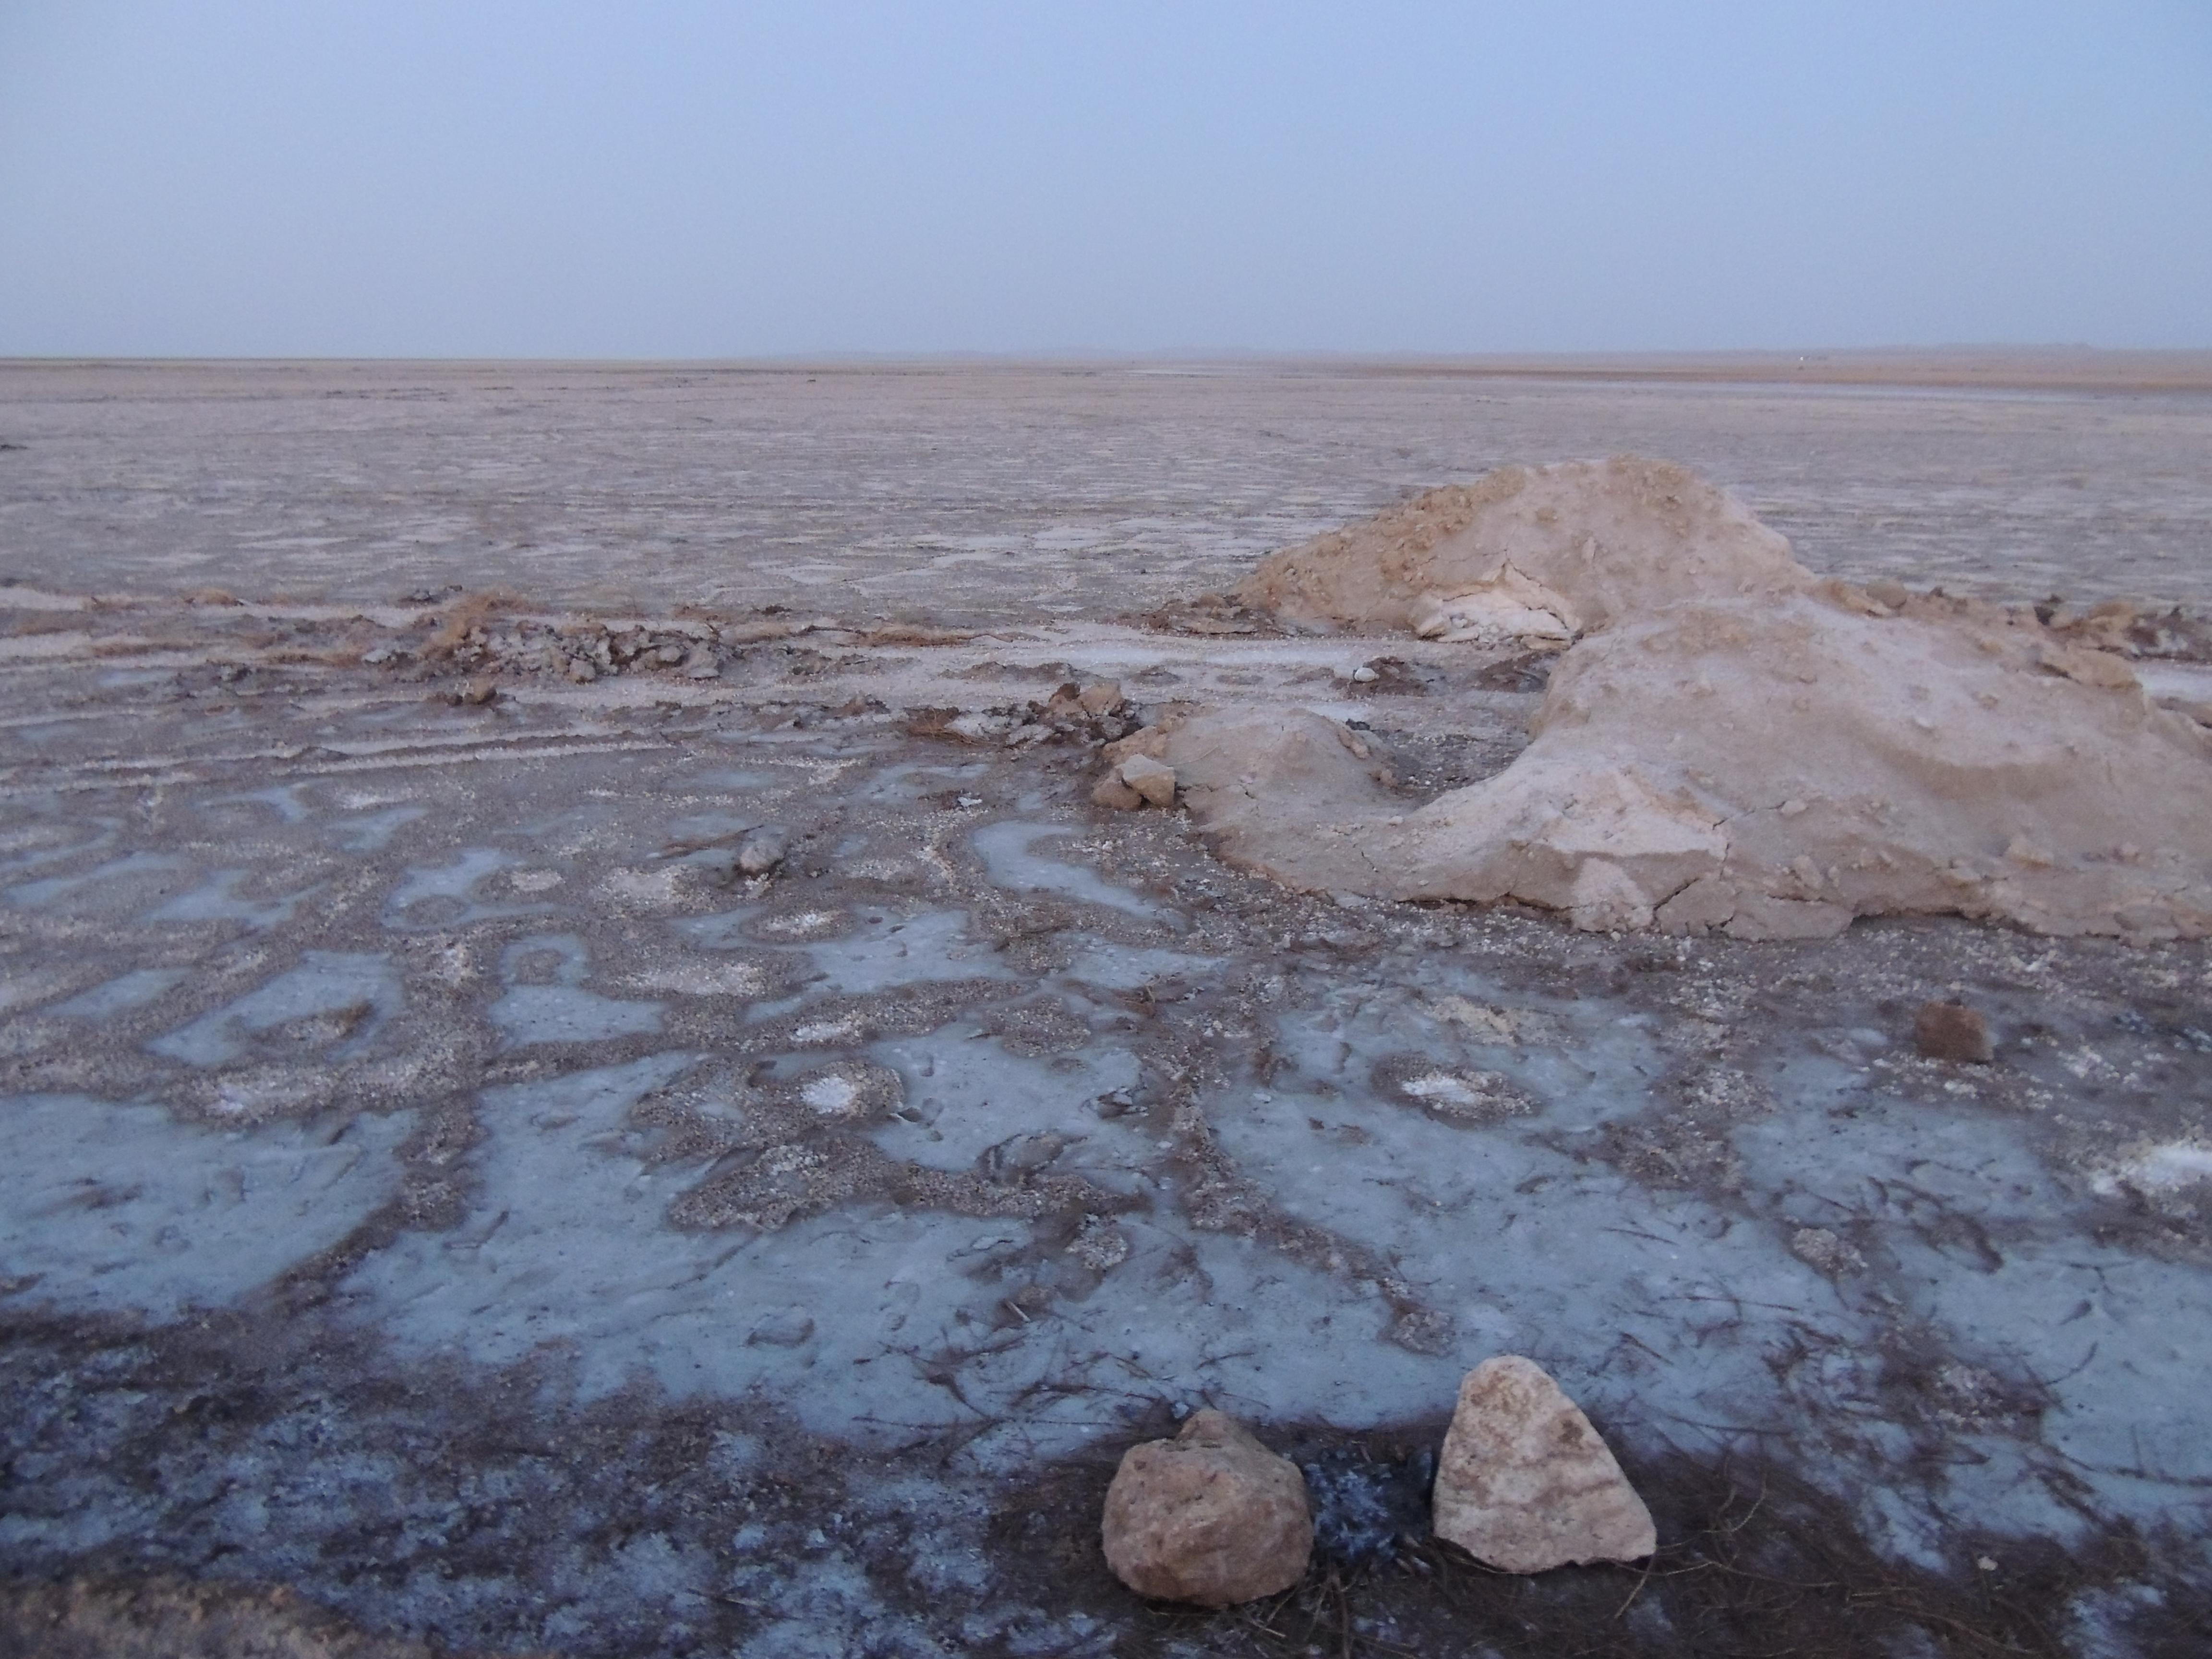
[1175,461,2212,940]
[1236,455,1813,640]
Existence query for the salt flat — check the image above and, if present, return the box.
[2,359,2210,1659]
[4,356,2211,617]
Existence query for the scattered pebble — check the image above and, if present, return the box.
[737,827,788,876]
[1914,999,1993,1063]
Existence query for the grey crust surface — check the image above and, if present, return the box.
[3,362,2211,1657]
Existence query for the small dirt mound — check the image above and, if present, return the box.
[1173,460,2212,940]
[1236,455,1810,639]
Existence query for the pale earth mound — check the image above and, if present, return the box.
[1166,457,2212,941]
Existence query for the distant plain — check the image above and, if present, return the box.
[3,353,2209,617]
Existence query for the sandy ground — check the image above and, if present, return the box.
[3,361,2212,1659]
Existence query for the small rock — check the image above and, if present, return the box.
[361,645,396,667]
[565,657,598,683]
[1865,578,1910,609]
[1349,664,1379,684]
[737,827,788,876]
[903,706,962,738]
[457,677,497,706]
[1092,774,1145,811]
[1071,1214,1131,1270]
[1092,1086,1137,1118]
[655,643,686,665]
[1078,680,1125,716]
[1790,1226,1865,1276]
[1102,1410,1312,1606]
[1914,999,1993,1063]
[1118,754,1177,808]
[948,711,1013,743]
[1432,1356,1655,1573]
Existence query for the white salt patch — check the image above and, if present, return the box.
[770,910,841,936]
[2092,1141,2212,1197]
[1400,1072,1479,1105]
[488,934,663,1045]
[337,1054,1443,1467]
[204,785,313,825]
[801,1074,861,1117]
[626,960,769,998]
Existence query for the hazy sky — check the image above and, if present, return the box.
[2,1,2208,356]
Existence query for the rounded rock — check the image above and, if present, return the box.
[1102,1410,1311,1606]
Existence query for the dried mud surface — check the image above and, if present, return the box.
[4,362,2212,1658]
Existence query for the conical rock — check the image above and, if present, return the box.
[1102,1410,1312,1605]
[1432,1356,1655,1573]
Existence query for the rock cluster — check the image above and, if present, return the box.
[1091,723,1185,810]
[1101,1361,1655,1606]
[910,680,1136,752]
[408,599,737,685]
